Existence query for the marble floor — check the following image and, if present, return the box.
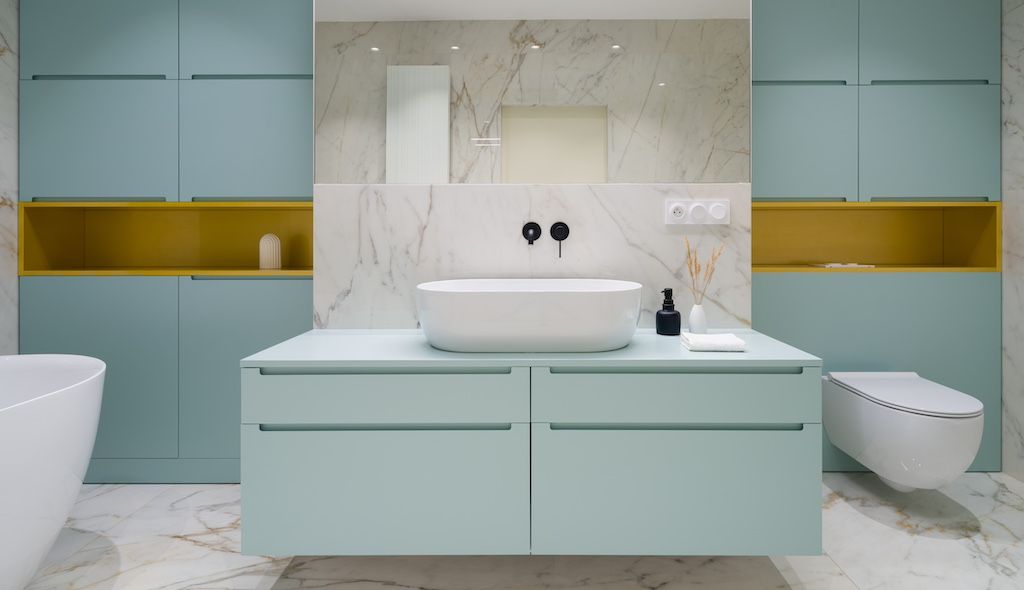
[24,472,1024,590]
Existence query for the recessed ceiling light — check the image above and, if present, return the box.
[450,45,460,51]
[531,44,542,50]
[370,46,380,52]
[657,82,667,87]
[611,44,622,50]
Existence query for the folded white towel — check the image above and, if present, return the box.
[680,332,746,352]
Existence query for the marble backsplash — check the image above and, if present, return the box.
[314,183,751,331]
[315,20,750,184]
[0,0,16,355]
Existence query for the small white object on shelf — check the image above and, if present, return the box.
[811,262,876,268]
[688,304,708,334]
[680,331,746,352]
[259,233,282,270]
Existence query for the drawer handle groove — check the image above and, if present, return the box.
[190,74,313,80]
[258,367,514,376]
[868,79,990,85]
[258,423,514,432]
[548,423,806,432]
[546,367,806,375]
[31,74,168,80]
[752,80,848,86]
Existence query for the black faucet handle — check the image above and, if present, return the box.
[522,222,542,245]
[550,222,569,241]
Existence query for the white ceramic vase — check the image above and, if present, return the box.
[688,304,708,334]
[259,233,282,270]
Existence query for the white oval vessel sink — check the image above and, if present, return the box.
[416,278,642,352]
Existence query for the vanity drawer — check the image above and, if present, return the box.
[241,423,530,556]
[531,366,821,424]
[531,423,822,555]
[241,367,529,424]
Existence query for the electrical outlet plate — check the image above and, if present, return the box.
[664,199,730,225]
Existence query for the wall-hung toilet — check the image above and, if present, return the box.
[822,372,984,492]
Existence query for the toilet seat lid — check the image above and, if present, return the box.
[829,372,984,418]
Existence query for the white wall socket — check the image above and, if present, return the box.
[664,199,730,225]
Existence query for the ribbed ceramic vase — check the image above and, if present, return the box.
[259,233,282,270]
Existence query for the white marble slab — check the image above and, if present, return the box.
[0,0,16,355]
[315,20,750,184]
[313,183,751,331]
[1003,0,1024,483]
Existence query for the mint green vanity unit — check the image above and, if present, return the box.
[241,329,823,556]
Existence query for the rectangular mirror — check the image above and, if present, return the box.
[314,1,750,184]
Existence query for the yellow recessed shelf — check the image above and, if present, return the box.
[19,201,313,277]
[752,201,1001,273]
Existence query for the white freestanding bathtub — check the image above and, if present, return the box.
[0,355,105,589]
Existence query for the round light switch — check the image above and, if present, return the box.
[709,202,728,221]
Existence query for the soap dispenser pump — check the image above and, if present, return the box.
[656,288,682,336]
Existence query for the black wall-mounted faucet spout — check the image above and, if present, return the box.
[522,222,542,245]
[550,222,570,258]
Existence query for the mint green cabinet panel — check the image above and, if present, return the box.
[242,367,529,425]
[86,459,239,484]
[752,85,858,200]
[860,0,1000,83]
[20,80,178,201]
[180,80,313,199]
[179,0,313,77]
[860,84,1000,201]
[21,0,178,79]
[752,273,1001,471]
[179,278,312,460]
[752,0,858,83]
[241,424,530,556]
[532,367,821,425]
[19,277,179,459]
[531,423,822,555]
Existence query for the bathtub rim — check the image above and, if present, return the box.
[0,354,107,414]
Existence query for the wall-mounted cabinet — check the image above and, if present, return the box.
[20,276,180,459]
[179,277,312,460]
[751,0,858,83]
[860,0,1001,84]
[20,202,313,276]
[20,80,178,201]
[20,0,178,79]
[859,84,1001,201]
[179,0,314,78]
[752,202,1001,272]
[180,80,314,200]
[752,85,857,200]
[753,272,1002,471]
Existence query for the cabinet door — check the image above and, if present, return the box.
[180,80,313,200]
[531,424,822,556]
[19,277,179,459]
[860,84,1000,201]
[752,85,857,200]
[21,0,177,79]
[752,0,858,83]
[752,272,1002,471]
[241,424,530,556]
[180,0,313,78]
[179,277,312,459]
[860,0,1000,83]
[20,80,178,201]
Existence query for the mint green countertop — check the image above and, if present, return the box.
[242,329,821,370]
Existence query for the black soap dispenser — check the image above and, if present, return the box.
[656,288,681,336]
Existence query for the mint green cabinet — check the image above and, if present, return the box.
[20,0,178,79]
[179,80,313,200]
[752,0,858,83]
[179,0,313,78]
[179,277,312,460]
[860,0,1000,83]
[752,85,858,200]
[20,80,178,201]
[19,277,179,460]
[241,424,530,556]
[752,272,1001,471]
[531,423,822,555]
[859,84,1000,201]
